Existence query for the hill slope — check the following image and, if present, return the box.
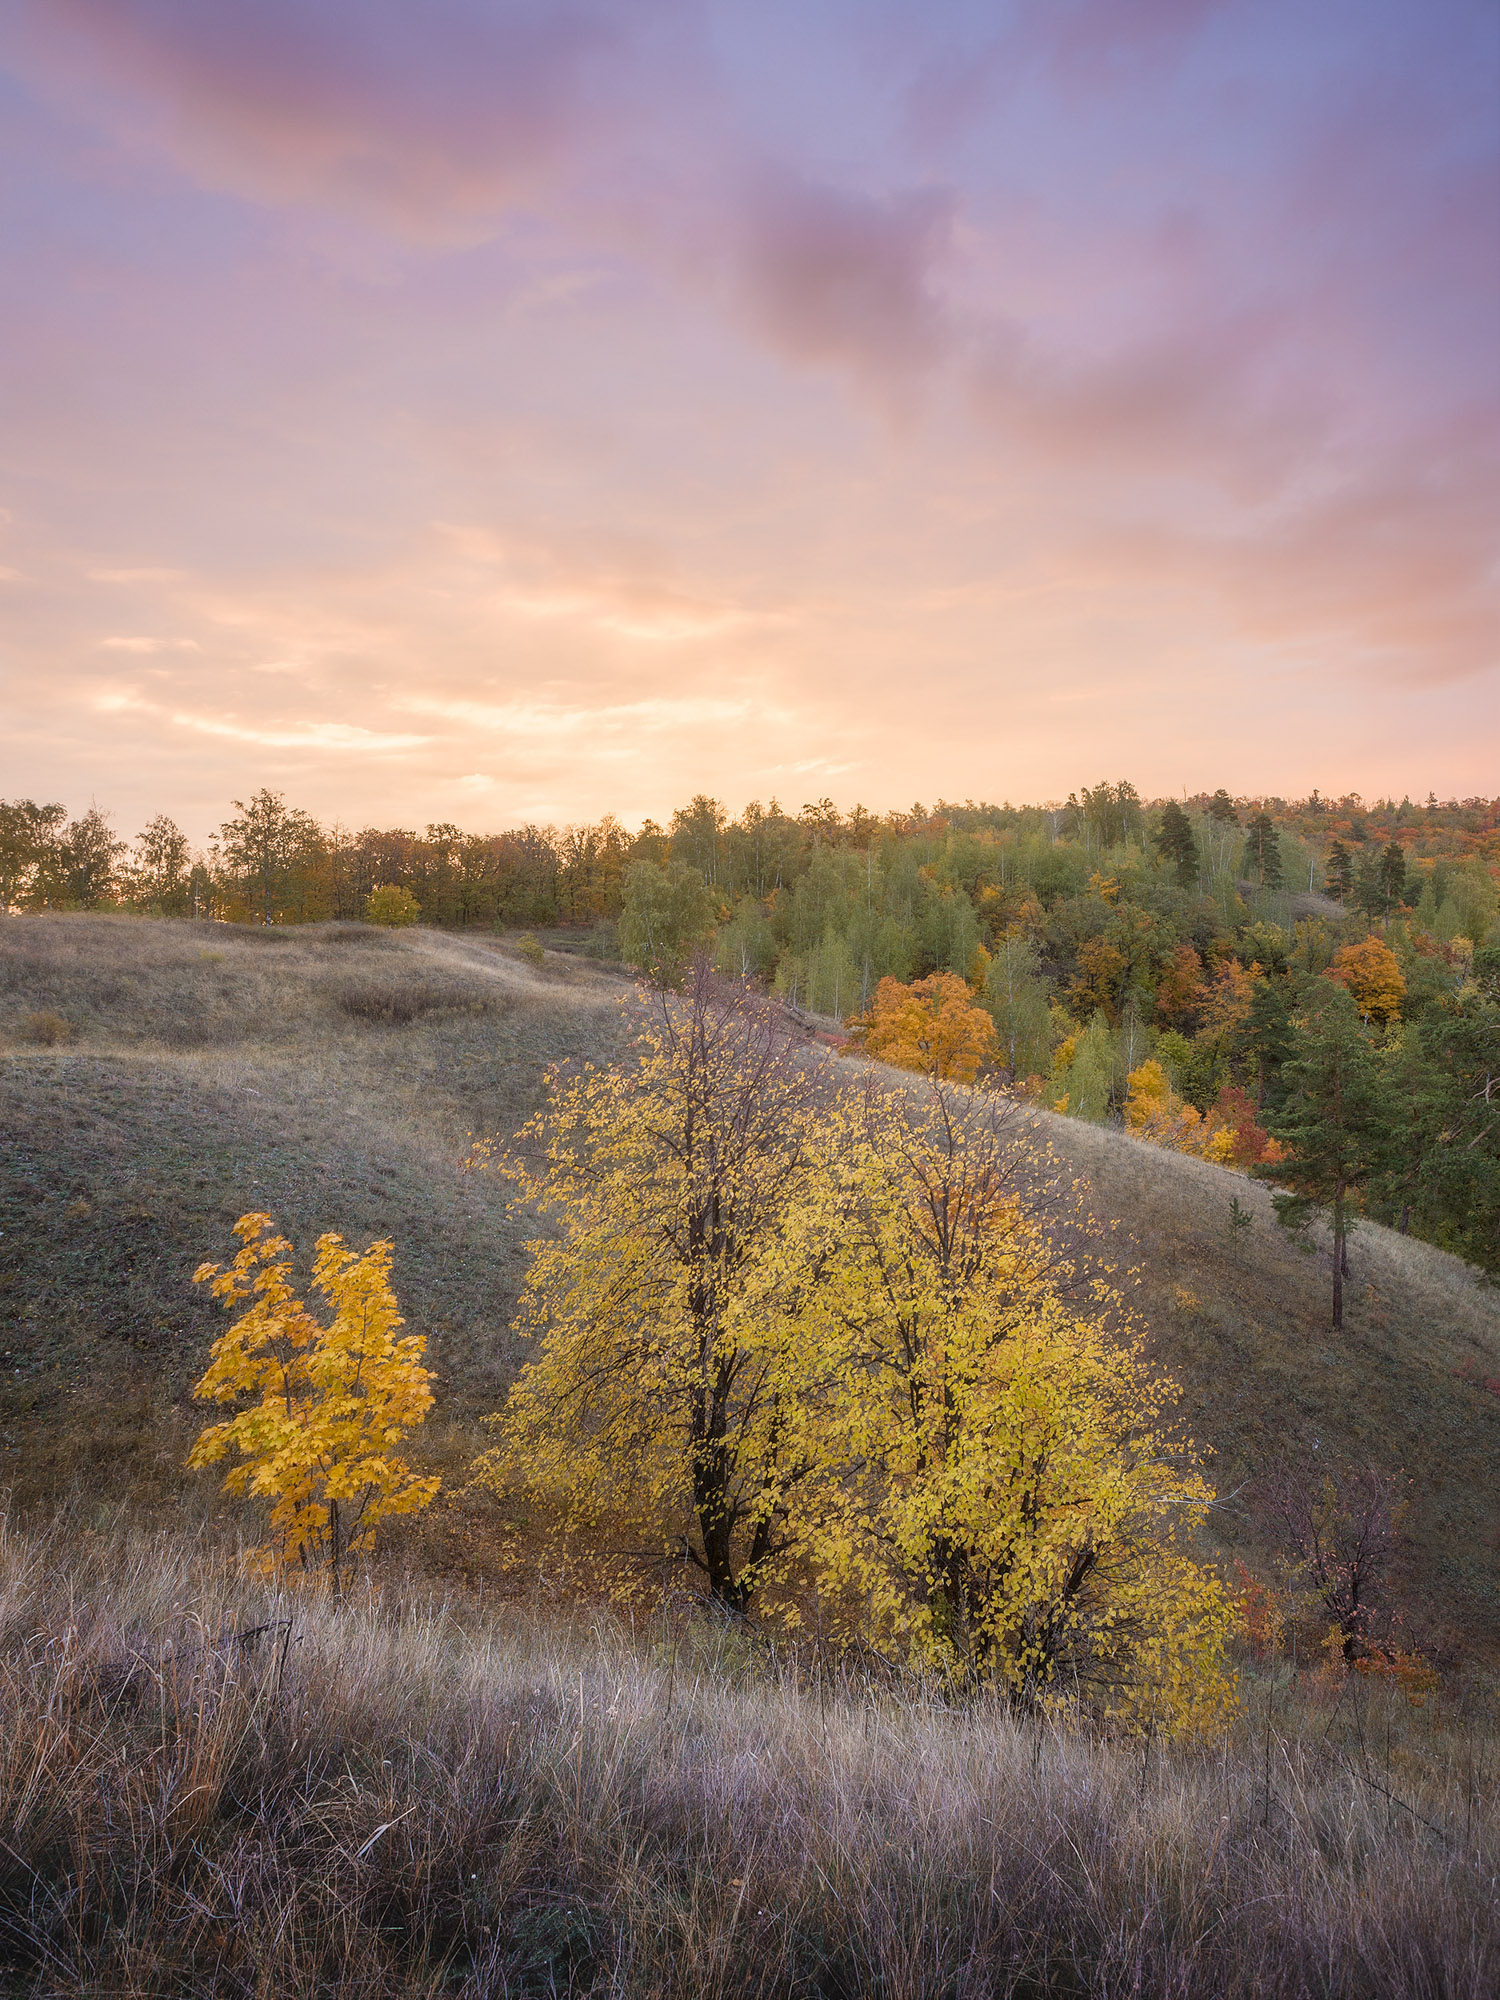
[2,913,1496,1655]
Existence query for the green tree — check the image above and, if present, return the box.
[1156,800,1199,888]
[1052,1013,1118,1122]
[1377,840,1408,913]
[366,883,420,927]
[1391,990,1500,1275]
[1259,984,1391,1331]
[1244,811,1283,891]
[669,794,727,887]
[0,799,65,909]
[128,813,192,914]
[58,806,126,909]
[1352,850,1385,920]
[983,934,1054,1080]
[618,860,717,987]
[1207,790,1239,826]
[1241,975,1298,1114]
[218,789,319,925]
[1325,840,1353,903]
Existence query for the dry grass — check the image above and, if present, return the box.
[0,1511,1494,1999]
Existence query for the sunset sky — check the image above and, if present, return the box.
[2,0,1496,842]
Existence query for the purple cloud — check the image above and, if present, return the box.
[729,171,957,377]
[14,0,644,227]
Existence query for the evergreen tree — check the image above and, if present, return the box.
[1244,811,1283,890]
[1398,994,1500,1275]
[1156,799,1199,887]
[1352,850,1385,920]
[1377,840,1408,913]
[1259,984,1391,1331]
[1207,790,1239,826]
[1325,839,1353,903]
[128,813,192,915]
[1241,976,1298,1114]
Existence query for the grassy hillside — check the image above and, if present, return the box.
[1,912,1497,1659]
[0,916,627,1499]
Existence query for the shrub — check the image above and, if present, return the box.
[366,884,420,928]
[319,922,394,947]
[514,932,546,968]
[18,1009,72,1045]
[332,979,493,1024]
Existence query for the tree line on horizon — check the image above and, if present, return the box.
[4,779,1497,1290]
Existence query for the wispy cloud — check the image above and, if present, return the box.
[397,692,781,737]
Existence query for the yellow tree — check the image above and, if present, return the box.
[473,966,827,1610]
[189,1214,438,1588]
[851,971,997,1081]
[1124,1059,1234,1162]
[794,1082,1238,1736]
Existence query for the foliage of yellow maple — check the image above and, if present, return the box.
[471,971,825,1610]
[850,971,997,1081]
[1124,1060,1235,1162]
[1326,936,1406,1023]
[475,973,1238,1738]
[188,1213,438,1586]
[786,1083,1239,1735]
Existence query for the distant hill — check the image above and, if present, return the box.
[2,913,1496,1659]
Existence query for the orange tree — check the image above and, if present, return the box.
[1326,936,1405,1024]
[188,1214,438,1588]
[850,971,996,1081]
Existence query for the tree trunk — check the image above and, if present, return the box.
[1331,1184,1345,1332]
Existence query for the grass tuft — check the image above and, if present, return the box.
[16,1009,71,1045]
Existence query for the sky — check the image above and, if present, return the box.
[1,0,1496,843]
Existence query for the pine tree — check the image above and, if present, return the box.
[1156,799,1199,888]
[1241,977,1297,1114]
[1260,984,1391,1331]
[1377,840,1407,913]
[1244,811,1283,890]
[1396,991,1500,1275]
[1353,850,1385,919]
[1325,839,1353,903]
[1207,790,1239,826]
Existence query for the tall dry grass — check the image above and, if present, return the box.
[0,1514,1493,1998]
